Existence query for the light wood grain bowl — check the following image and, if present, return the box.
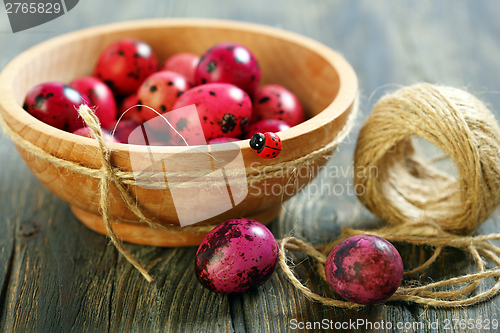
[0,19,357,247]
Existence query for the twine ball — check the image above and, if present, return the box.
[354,83,500,234]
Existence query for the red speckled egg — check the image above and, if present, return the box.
[23,82,89,132]
[252,84,305,126]
[93,38,158,95]
[195,42,261,95]
[137,71,191,121]
[169,83,252,145]
[70,76,117,128]
[244,119,291,139]
[325,235,404,305]
[105,119,141,144]
[118,92,143,123]
[162,52,200,84]
[195,218,278,294]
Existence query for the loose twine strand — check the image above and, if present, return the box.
[280,223,500,308]
[2,83,500,307]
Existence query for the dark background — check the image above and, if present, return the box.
[1,0,500,332]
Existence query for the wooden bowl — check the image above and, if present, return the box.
[0,19,357,247]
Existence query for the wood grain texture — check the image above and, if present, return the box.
[0,0,500,332]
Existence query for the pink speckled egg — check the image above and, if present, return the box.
[325,235,404,305]
[162,52,200,84]
[252,84,305,126]
[70,76,118,128]
[195,42,261,96]
[93,38,158,96]
[136,71,191,121]
[195,218,278,294]
[23,82,90,133]
[105,119,140,144]
[169,83,252,145]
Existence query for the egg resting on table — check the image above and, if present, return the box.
[325,234,404,305]
[195,218,278,294]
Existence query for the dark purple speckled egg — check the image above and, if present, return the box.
[195,218,278,294]
[325,235,404,305]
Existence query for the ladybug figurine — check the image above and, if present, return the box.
[249,132,282,159]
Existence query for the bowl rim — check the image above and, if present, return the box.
[0,18,357,156]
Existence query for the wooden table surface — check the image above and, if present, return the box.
[1,1,500,332]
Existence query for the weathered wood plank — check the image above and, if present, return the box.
[1,0,500,332]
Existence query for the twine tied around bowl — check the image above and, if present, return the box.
[0,98,359,282]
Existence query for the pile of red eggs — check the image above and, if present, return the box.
[23,38,305,146]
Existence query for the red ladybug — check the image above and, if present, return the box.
[249,132,282,158]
